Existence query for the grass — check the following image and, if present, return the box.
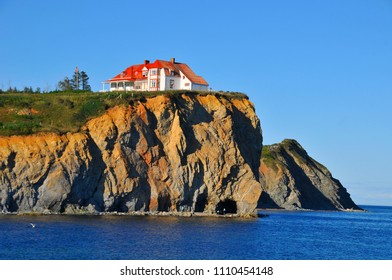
[0,90,248,136]
[261,144,283,173]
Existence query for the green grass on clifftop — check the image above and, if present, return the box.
[262,145,281,173]
[0,90,248,136]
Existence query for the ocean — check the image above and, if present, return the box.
[0,205,391,260]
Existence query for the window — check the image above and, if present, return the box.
[150,79,156,88]
[170,79,174,89]
[118,82,124,88]
[185,83,190,87]
[170,71,175,76]
[151,69,157,75]
[142,70,148,77]
[110,83,117,88]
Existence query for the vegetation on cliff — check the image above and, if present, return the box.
[0,91,247,136]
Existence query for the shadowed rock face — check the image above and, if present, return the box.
[258,139,362,211]
[0,94,262,215]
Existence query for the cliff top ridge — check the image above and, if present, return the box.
[0,90,248,137]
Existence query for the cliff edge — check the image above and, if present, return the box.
[258,139,362,211]
[0,93,262,216]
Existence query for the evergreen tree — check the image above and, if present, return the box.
[70,67,81,90]
[57,67,92,92]
[80,71,91,91]
[57,77,73,91]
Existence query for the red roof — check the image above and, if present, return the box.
[106,59,208,86]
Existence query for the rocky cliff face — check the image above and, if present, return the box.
[0,94,262,215]
[258,139,361,210]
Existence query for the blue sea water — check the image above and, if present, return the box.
[0,205,391,260]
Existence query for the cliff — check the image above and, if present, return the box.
[0,93,262,216]
[258,139,362,211]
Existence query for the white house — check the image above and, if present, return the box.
[103,58,209,92]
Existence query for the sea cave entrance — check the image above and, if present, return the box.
[194,193,208,212]
[158,195,171,212]
[216,199,237,215]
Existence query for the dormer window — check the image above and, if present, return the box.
[170,70,175,76]
[142,70,148,77]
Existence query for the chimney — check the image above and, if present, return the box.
[170,58,175,64]
[144,60,150,65]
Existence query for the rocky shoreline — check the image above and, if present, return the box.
[0,210,258,218]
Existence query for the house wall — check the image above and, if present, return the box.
[125,82,134,91]
[160,69,182,91]
[179,72,192,90]
[142,80,148,90]
[159,68,166,90]
[109,81,135,91]
[191,84,209,91]
[148,68,160,91]
[110,83,117,92]
[165,76,181,90]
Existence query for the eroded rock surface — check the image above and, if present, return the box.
[0,94,262,215]
[258,139,361,211]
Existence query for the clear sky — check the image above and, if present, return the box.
[0,0,391,206]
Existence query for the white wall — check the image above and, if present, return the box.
[179,72,192,90]
[159,68,166,90]
[148,68,160,91]
[191,84,209,91]
[109,81,136,91]
[165,76,181,90]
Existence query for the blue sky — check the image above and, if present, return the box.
[0,0,391,206]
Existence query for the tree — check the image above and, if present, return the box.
[70,67,81,90]
[80,71,91,91]
[23,86,34,94]
[57,77,72,91]
[58,67,92,92]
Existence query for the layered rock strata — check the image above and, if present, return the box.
[0,94,262,216]
[258,139,361,211]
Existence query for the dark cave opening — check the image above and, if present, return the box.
[158,195,171,212]
[215,199,237,215]
[195,194,208,212]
